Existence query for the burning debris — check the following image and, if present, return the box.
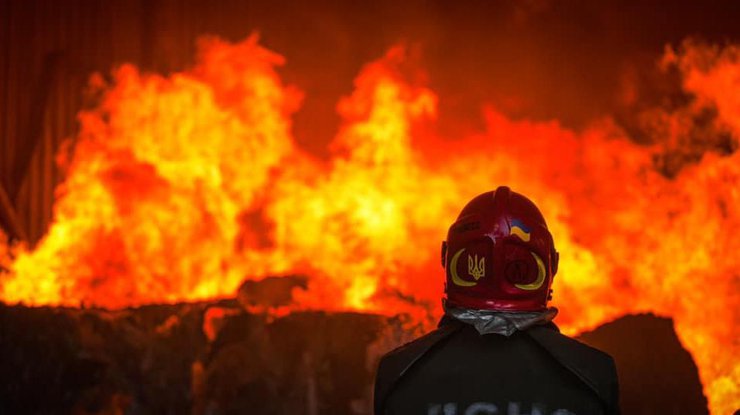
[237,275,308,310]
[0,36,738,412]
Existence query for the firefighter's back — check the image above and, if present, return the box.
[379,324,615,415]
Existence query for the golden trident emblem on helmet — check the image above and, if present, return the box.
[450,249,487,287]
[468,254,485,280]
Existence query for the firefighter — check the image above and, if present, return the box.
[374,186,620,415]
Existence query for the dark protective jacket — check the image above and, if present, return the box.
[375,317,619,415]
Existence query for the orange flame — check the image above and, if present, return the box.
[0,35,738,413]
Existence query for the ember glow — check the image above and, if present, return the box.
[0,35,738,413]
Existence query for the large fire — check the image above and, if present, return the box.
[0,35,738,413]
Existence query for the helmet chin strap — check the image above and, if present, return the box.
[440,240,447,268]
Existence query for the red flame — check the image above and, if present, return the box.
[0,35,738,413]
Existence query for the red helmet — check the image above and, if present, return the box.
[442,186,559,311]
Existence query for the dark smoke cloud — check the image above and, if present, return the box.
[219,0,740,154]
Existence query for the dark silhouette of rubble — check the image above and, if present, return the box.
[0,300,709,414]
[577,313,708,415]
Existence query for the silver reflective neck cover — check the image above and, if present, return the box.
[445,306,558,336]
